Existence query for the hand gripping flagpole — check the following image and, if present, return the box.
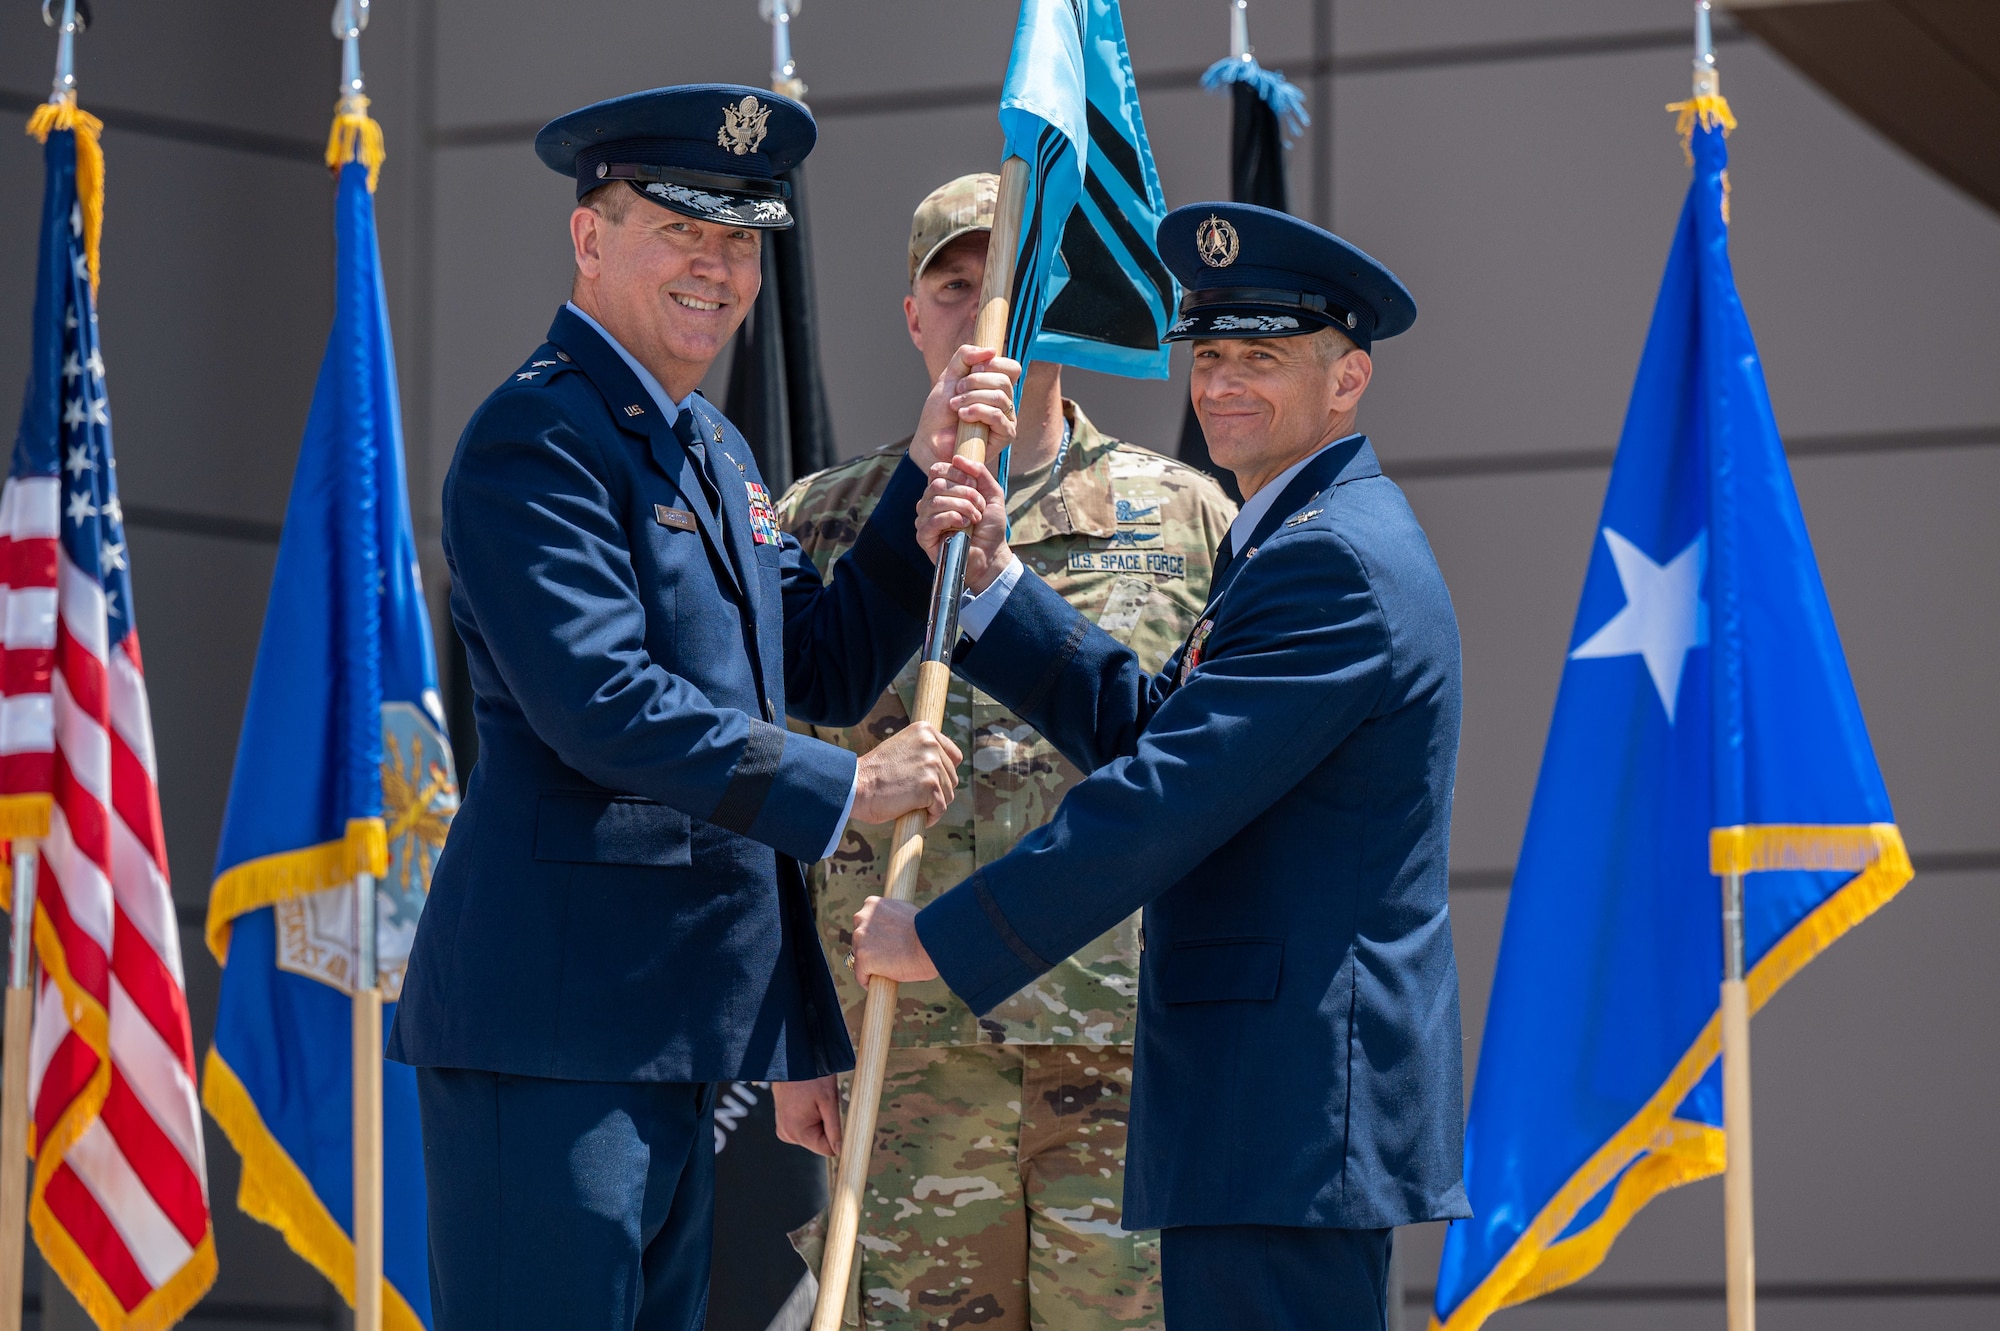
[329,6,385,1330]
[810,153,1029,1331]
[1693,12,1756,1331]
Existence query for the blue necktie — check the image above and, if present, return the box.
[673,407,724,515]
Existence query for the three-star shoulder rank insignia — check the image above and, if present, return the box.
[515,371,540,381]
[624,404,646,417]
[531,359,558,368]
[1284,508,1324,528]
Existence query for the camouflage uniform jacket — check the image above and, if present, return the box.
[778,403,1235,1048]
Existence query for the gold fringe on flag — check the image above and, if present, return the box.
[325,93,386,193]
[1666,92,1737,162]
[1431,821,1913,1331]
[205,816,391,962]
[25,95,105,293]
[1709,822,1909,876]
[202,1052,425,1331]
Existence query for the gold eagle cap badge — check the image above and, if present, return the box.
[1196,214,1240,268]
[718,95,772,155]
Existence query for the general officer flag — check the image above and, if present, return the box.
[1431,96,1913,1331]
[4,94,216,1331]
[201,102,455,1331]
[999,0,1175,383]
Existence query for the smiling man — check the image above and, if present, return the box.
[387,87,1020,1331]
[852,202,1472,1331]
[772,173,1233,1331]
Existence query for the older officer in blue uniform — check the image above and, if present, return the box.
[852,202,1470,1330]
[388,86,1020,1331]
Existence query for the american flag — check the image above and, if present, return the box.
[4,110,214,1327]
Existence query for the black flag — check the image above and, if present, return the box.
[726,166,838,492]
[712,155,840,1331]
[708,1080,825,1331]
[1177,59,1309,503]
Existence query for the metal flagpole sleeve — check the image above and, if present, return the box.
[0,848,40,1331]
[353,869,383,1331]
[811,160,1029,1331]
[761,0,806,102]
[332,0,369,98]
[1721,868,1756,1331]
[43,0,83,103]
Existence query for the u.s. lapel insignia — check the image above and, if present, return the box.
[718,95,771,155]
[1196,215,1239,268]
[623,404,646,417]
[1179,618,1214,686]
[1284,508,1324,528]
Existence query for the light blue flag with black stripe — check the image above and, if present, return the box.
[999,0,1175,383]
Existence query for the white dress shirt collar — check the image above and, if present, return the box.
[1227,432,1363,553]
[564,301,697,426]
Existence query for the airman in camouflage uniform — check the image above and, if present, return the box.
[776,174,1235,1331]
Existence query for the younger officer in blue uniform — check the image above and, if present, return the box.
[387,86,1021,1331]
[853,203,1470,1330]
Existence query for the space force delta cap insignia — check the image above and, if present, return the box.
[1157,201,1416,349]
[536,84,816,230]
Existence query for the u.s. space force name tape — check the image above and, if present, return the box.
[1069,550,1186,578]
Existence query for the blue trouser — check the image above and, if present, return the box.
[416,1068,717,1331]
[1162,1224,1393,1330]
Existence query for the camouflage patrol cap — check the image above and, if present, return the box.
[908,172,999,283]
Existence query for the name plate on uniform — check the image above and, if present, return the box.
[1070,549,1186,579]
[655,504,697,533]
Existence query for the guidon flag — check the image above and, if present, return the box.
[998,0,1177,388]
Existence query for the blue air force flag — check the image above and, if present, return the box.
[201,107,452,1331]
[999,0,1175,381]
[1431,98,1912,1331]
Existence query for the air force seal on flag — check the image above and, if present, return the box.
[275,699,460,1000]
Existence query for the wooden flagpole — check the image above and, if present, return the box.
[1721,868,1755,1331]
[353,867,383,1331]
[1692,7,1754,1327]
[810,153,1030,1331]
[0,847,39,1331]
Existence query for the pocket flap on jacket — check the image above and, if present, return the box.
[533,792,693,867]
[1155,938,1283,1004]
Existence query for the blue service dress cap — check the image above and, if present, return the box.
[535,84,816,230]
[1156,202,1415,349]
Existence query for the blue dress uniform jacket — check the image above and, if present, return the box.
[389,306,936,1084]
[917,436,1472,1231]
